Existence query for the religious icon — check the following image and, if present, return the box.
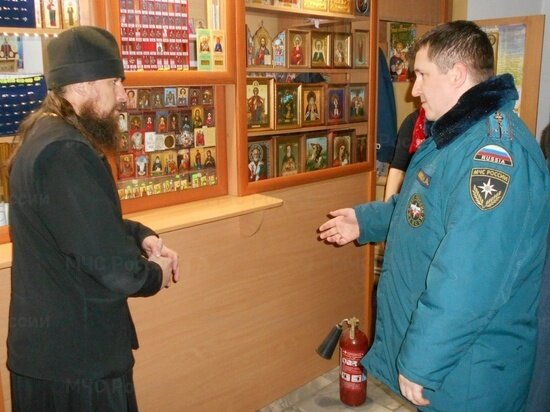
[301,86,324,126]
[333,33,352,68]
[288,30,309,68]
[246,77,272,131]
[327,86,346,124]
[304,135,328,171]
[251,23,273,66]
[348,84,367,122]
[311,32,331,68]
[43,0,61,29]
[275,84,301,129]
[332,131,353,167]
[62,0,80,28]
[353,30,369,68]
[276,136,301,177]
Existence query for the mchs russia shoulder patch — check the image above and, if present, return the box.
[470,168,510,211]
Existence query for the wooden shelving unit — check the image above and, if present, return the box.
[236,0,378,195]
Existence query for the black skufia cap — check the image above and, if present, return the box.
[46,26,125,90]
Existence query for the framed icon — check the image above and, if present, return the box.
[251,23,273,67]
[311,31,331,69]
[177,87,189,106]
[62,0,80,28]
[118,112,128,133]
[274,0,300,7]
[201,87,214,105]
[191,107,204,130]
[126,89,138,109]
[276,135,301,176]
[353,133,368,163]
[326,86,347,124]
[275,83,301,129]
[353,30,369,68]
[301,85,324,126]
[332,130,353,167]
[128,114,143,134]
[150,88,165,109]
[329,0,352,14]
[189,88,201,105]
[118,153,135,180]
[333,33,352,68]
[247,139,272,182]
[137,88,151,109]
[42,0,62,29]
[354,0,370,15]
[304,134,329,171]
[288,30,310,68]
[246,77,273,131]
[348,84,367,122]
[303,0,328,11]
[164,87,177,107]
[272,30,287,67]
[119,132,130,152]
[155,111,169,133]
[135,154,149,178]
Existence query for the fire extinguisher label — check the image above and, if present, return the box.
[341,371,366,382]
[341,349,366,383]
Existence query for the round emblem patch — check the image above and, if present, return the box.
[406,194,425,228]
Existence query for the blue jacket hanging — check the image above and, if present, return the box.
[376,48,397,163]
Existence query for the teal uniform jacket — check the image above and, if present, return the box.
[357,74,550,411]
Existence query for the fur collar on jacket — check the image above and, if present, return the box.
[429,73,519,149]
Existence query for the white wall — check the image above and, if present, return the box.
[466,0,549,140]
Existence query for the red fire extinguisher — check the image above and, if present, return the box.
[316,317,369,406]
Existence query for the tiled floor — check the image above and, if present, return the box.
[258,367,416,412]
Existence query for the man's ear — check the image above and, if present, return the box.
[450,62,468,88]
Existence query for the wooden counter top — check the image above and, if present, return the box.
[0,194,283,269]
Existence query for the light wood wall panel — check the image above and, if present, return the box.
[0,173,372,411]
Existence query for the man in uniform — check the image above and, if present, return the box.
[319,21,549,410]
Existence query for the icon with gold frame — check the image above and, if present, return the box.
[326,85,347,124]
[348,83,367,122]
[304,134,329,171]
[333,32,352,68]
[288,30,310,68]
[246,77,273,131]
[332,130,354,167]
[301,85,324,126]
[353,133,369,163]
[251,23,273,67]
[328,0,352,14]
[353,30,369,68]
[62,0,80,28]
[311,31,331,68]
[274,0,300,7]
[42,0,62,29]
[303,0,328,12]
[276,135,301,176]
[247,139,272,181]
[272,31,287,67]
[275,83,301,129]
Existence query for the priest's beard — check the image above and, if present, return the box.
[77,102,122,153]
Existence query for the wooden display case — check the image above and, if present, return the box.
[100,0,237,213]
[237,0,378,195]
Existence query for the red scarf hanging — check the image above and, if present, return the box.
[408,107,427,154]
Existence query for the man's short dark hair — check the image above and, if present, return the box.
[414,20,494,83]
